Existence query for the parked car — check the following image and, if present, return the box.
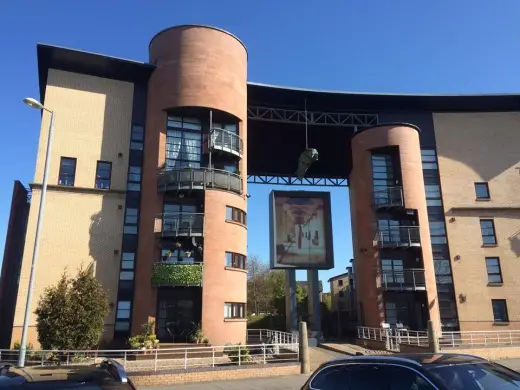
[0,358,136,389]
[301,353,520,390]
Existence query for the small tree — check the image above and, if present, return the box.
[35,267,109,350]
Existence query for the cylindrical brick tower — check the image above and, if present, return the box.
[134,25,248,345]
[350,124,441,332]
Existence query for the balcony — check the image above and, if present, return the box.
[155,213,204,237]
[378,226,421,248]
[373,187,404,209]
[157,167,243,194]
[151,262,203,287]
[204,128,243,158]
[381,269,426,291]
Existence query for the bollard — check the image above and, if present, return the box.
[427,320,440,353]
[299,321,310,374]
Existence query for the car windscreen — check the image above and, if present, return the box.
[427,362,520,390]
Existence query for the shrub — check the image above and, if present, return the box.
[34,268,109,350]
[127,320,159,350]
[224,343,251,363]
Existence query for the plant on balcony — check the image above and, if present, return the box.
[151,263,203,286]
[175,242,182,248]
[184,251,192,258]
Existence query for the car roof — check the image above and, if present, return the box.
[326,353,488,368]
[0,360,127,388]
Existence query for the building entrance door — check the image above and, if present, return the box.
[156,287,202,342]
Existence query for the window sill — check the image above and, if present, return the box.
[481,244,498,248]
[487,282,503,287]
[225,220,247,229]
[31,183,126,195]
[493,322,510,326]
[224,318,247,322]
[476,198,491,202]
[225,266,247,274]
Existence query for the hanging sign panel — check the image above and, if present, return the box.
[269,190,334,270]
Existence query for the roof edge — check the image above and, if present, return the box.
[149,25,248,57]
[351,122,421,140]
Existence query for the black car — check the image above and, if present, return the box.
[301,353,520,390]
[0,359,136,389]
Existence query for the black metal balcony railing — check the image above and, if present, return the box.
[382,269,426,291]
[155,213,204,237]
[378,226,421,247]
[151,262,203,287]
[373,187,404,208]
[157,167,243,194]
[205,128,243,157]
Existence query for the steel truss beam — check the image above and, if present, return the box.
[247,175,347,187]
[247,106,378,128]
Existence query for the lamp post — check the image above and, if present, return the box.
[18,98,55,367]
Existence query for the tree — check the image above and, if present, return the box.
[35,267,109,350]
[247,255,269,315]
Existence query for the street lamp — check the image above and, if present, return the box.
[18,98,55,367]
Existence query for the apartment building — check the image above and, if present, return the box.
[2,24,520,347]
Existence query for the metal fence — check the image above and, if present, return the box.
[381,269,426,291]
[358,326,520,351]
[206,128,243,156]
[440,330,520,348]
[378,226,421,247]
[357,326,429,350]
[0,343,298,372]
[247,329,299,352]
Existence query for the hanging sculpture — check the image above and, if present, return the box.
[296,148,319,179]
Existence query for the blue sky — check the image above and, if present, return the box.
[1,0,520,291]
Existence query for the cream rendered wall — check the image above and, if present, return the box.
[12,70,134,346]
[434,112,520,330]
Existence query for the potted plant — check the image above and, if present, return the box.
[185,251,192,258]
[175,242,182,248]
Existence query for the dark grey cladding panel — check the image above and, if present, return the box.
[378,111,436,148]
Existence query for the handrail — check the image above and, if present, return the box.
[155,212,204,237]
[378,226,420,247]
[206,127,243,157]
[381,269,426,291]
[373,186,403,208]
[157,167,243,195]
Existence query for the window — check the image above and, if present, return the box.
[492,299,509,323]
[225,252,246,269]
[114,321,130,332]
[421,149,438,170]
[371,154,396,199]
[119,271,134,281]
[475,182,490,200]
[349,365,435,390]
[224,302,245,319]
[486,257,502,284]
[226,206,247,225]
[213,122,238,134]
[121,253,135,270]
[425,184,442,206]
[127,166,141,191]
[130,125,144,150]
[116,301,131,319]
[95,161,112,189]
[381,259,404,283]
[166,115,202,168]
[309,365,344,390]
[480,219,497,245]
[124,208,138,234]
[337,280,343,286]
[58,157,76,186]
